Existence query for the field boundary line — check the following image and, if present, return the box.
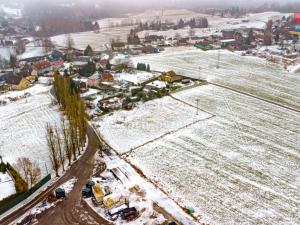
[208,82,300,114]
[169,94,216,116]
[90,123,200,224]
[122,114,215,156]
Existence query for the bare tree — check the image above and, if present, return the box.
[15,38,26,55]
[189,28,196,38]
[61,118,72,166]
[66,34,74,61]
[46,124,60,177]
[9,53,17,71]
[42,37,54,54]
[66,34,74,50]
[55,125,65,172]
[0,56,9,69]
[14,157,41,188]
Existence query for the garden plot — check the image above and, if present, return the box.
[95,96,212,154]
[114,71,159,85]
[0,85,61,176]
[132,47,300,110]
[127,84,300,225]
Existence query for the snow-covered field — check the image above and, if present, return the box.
[133,47,300,111]
[0,84,61,176]
[121,84,300,225]
[96,96,212,154]
[19,44,45,60]
[51,10,288,50]
[0,47,12,61]
[0,172,16,201]
[51,26,133,51]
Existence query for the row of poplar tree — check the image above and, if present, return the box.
[46,70,87,177]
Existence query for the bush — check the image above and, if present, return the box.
[0,162,6,173]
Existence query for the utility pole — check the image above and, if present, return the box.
[198,66,201,81]
[196,99,200,115]
[217,48,220,69]
[45,162,49,175]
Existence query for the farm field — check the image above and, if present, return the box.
[51,26,133,51]
[0,85,61,176]
[95,96,212,154]
[132,47,300,111]
[122,84,300,225]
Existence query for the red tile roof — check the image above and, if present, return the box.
[33,61,51,70]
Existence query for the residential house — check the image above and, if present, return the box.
[128,45,144,55]
[144,80,167,92]
[100,71,114,82]
[87,71,113,87]
[142,46,159,54]
[73,79,87,90]
[51,60,65,70]
[222,29,235,39]
[5,74,31,90]
[220,39,236,48]
[228,41,252,51]
[144,35,165,45]
[99,97,122,111]
[87,72,101,87]
[50,49,65,60]
[111,42,127,52]
[159,71,183,83]
[96,59,108,71]
[33,60,52,75]
[177,38,189,46]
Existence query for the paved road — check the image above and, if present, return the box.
[1,126,111,225]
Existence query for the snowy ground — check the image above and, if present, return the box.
[95,96,212,154]
[51,26,133,51]
[51,10,288,51]
[0,84,61,176]
[123,84,300,225]
[113,71,159,85]
[19,44,45,60]
[0,172,16,201]
[132,47,300,110]
[59,177,77,194]
[0,4,22,18]
[0,47,12,61]
[12,177,77,225]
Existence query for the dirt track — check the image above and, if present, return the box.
[1,126,111,225]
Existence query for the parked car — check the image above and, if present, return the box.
[55,188,66,199]
[120,207,138,220]
[82,187,92,198]
[167,221,177,225]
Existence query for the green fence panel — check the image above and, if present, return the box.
[0,174,51,215]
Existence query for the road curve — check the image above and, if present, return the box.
[0,126,111,225]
